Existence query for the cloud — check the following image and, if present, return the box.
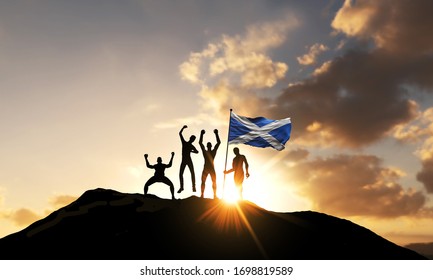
[269,0,433,148]
[180,1,433,148]
[276,50,424,147]
[179,43,219,85]
[289,154,426,218]
[417,159,433,194]
[180,17,296,89]
[389,106,433,194]
[331,0,378,38]
[179,1,433,150]
[198,80,272,118]
[48,194,77,209]
[312,60,332,76]
[297,43,329,65]
[332,0,433,54]
[285,148,310,162]
[179,15,297,119]
[0,194,77,228]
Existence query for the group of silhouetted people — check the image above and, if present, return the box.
[143,125,249,200]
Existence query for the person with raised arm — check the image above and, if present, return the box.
[144,152,176,200]
[199,129,221,199]
[178,125,199,193]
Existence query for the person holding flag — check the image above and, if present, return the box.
[227,110,291,151]
[224,147,249,200]
[223,109,291,199]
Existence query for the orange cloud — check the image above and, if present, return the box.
[312,60,332,76]
[277,1,433,147]
[417,159,433,194]
[390,107,433,194]
[179,15,298,122]
[297,43,329,66]
[49,194,77,209]
[332,0,378,37]
[285,148,309,162]
[4,208,41,227]
[180,18,294,90]
[179,1,433,150]
[198,80,272,118]
[0,194,77,229]
[289,154,426,218]
[332,0,433,54]
[275,50,423,147]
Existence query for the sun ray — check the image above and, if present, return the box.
[197,199,269,259]
[234,203,269,259]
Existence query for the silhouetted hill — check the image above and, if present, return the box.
[0,188,425,260]
[405,243,433,259]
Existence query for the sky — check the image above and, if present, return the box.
[1,0,433,247]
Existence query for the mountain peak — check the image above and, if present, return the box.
[0,188,425,260]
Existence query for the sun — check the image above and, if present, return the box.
[220,177,241,203]
[222,184,241,204]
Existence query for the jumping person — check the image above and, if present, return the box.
[199,129,221,199]
[178,125,199,193]
[224,147,250,200]
[144,152,176,200]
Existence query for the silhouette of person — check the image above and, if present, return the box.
[199,129,221,199]
[144,152,176,200]
[178,125,199,193]
[224,147,250,200]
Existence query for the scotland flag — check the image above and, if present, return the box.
[228,111,291,151]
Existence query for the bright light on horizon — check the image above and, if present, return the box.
[221,179,241,204]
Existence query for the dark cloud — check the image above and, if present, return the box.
[289,154,426,217]
[274,50,422,147]
[417,158,433,194]
[194,1,433,148]
[184,0,433,148]
[266,0,433,148]
[332,0,433,55]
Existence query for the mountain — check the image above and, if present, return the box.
[0,188,425,260]
[405,243,433,259]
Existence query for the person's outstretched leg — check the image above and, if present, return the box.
[200,171,207,198]
[210,170,217,199]
[163,177,176,200]
[187,160,196,192]
[144,177,156,196]
[178,162,186,193]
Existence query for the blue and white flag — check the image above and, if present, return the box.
[228,111,291,151]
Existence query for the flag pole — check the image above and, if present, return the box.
[222,108,233,199]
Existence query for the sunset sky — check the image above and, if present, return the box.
[1,0,433,246]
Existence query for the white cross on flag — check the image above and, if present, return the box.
[228,111,292,151]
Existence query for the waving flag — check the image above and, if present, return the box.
[228,111,291,151]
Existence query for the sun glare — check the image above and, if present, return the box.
[222,181,241,204]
